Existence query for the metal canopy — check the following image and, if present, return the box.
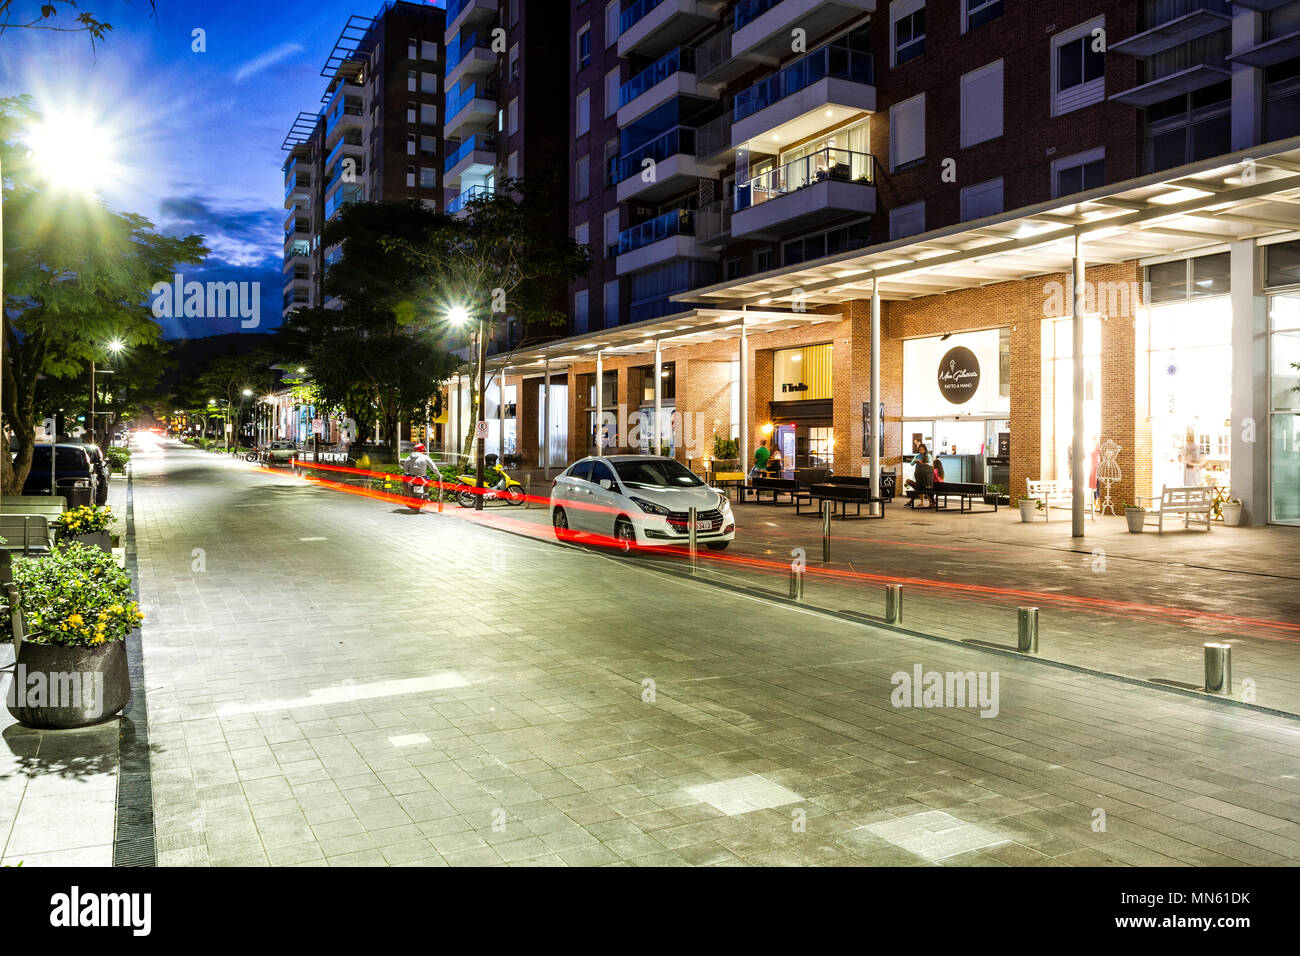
[1109,63,1231,107]
[678,139,1300,311]
[280,112,322,151]
[1110,10,1231,58]
[1227,29,1300,69]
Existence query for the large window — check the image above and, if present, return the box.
[964,0,1002,33]
[891,0,925,67]
[1143,83,1231,174]
[960,60,1003,148]
[1052,147,1104,198]
[960,177,1003,221]
[1146,252,1231,303]
[1269,294,1300,522]
[890,93,925,170]
[890,200,925,240]
[1052,18,1105,116]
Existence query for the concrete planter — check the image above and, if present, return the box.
[1018,499,1038,522]
[1221,501,1243,526]
[1125,507,1146,533]
[6,638,130,729]
[60,530,112,552]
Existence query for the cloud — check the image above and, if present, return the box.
[234,42,304,83]
[150,254,285,340]
[158,194,283,268]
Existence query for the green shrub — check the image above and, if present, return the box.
[106,446,131,469]
[0,543,142,646]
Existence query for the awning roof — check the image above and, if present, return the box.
[486,139,1300,374]
[1227,29,1300,68]
[1108,63,1231,107]
[1110,10,1231,58]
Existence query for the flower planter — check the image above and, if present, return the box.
[6,638,130,729]
[60,530,112,553]
[1125,507,1146,533]
[1221,501,1243,526]
[1018,499,1039,522]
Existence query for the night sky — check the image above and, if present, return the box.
[1,0,446,339]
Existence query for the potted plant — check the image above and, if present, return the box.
[1221,497,1243,526]
[2,543,142,728]
[1017,496,1039,522]
[1123,501,1146,533]
[984,483,1008,506]
[53,505,114,552]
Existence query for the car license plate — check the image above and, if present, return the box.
[697,520,715,531]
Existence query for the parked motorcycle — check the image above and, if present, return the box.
[452,455,525,508]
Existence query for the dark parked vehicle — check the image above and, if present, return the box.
[20,444,100,506]
[75,443,111,504]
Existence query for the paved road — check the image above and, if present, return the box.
[137,440,1300,866]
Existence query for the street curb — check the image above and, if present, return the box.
[113,463,156,866]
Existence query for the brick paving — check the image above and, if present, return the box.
[136,441,1300,866]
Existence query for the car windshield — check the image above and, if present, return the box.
[613,458,703,488]
[30,446,89,470]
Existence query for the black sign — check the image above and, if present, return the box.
[937,346,980,405]
[781,382,809,393]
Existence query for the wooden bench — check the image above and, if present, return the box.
[0,515,53,555]
[1140,486,1213,533]
[932,481,995,513]
[2,495,68,518]
[1026,479,1095,521]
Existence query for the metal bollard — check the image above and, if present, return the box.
[436,476,443,513]
[789,565,804,601]
[822,500,832,563]
[1017,607,1039,653]
[885,584,902,624]
[1204,642,1232,694]
[524,474,531,509]
[688,506,698,574]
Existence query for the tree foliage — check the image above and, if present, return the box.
[0,0,157,46]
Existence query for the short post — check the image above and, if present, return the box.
[885,584,902,624]
[822,500,832,563]
[789,564,804,601]
[688,506,698,574]
[524,474,531,510]
[1204,642,1232,694]
[1017,607,1039,653]
[436,475,443,513]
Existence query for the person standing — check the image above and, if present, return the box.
[1180,428,1203,486]
[751,439,770,480]
[767,442,783,477]
[1089,436,1101,504]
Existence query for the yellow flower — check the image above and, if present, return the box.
[67,614,83,626]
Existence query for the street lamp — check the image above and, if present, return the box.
[89,338,125,448]
[448,304,486,510]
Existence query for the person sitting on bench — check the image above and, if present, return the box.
[905,445,935,508]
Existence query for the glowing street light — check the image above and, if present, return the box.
[25,110,119,194]
[447,303,486,509]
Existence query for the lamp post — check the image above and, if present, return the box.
[90,338,125,447]
[448,305,486,511]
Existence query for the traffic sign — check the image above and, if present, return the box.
[312,418,324,435]
[475,420,489,438]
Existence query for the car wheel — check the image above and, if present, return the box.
[706,542,729,551]
[614,517,636,554]
[552,507,569,539]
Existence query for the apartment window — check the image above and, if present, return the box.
[604,210,620,254]
[406,133,417,156]
[576,155,590,200]
[725,257,742,280]
[575,222,590,247]
[421,40,438,62]
[963,0,1001,32]
[890,200,925,240]
[509,44,520,82]
[577,89,591,137]
[507,151,518,178]
[405,165,416,188]
[1052,147,1104,198]
[960,60,1003,148]
[575,289,590,333]
[578,25,592,71]
[891,0,925,67]
[420,72,437,94]
[509,0,519,28]
[419,167,437,189]
[604,137,620,187]
[606,1,620,46]
[960,177,1003,221]
[1053,17,1105,116]
[605,67,621,117]
[407,70,417,92]
[408,37,417,59]
[783,221,870,267]
[420,103,437,125]
[498,107,505,133]
[755,248,772,273]
[1148,253,1231,303]
[420,135,436,158]
[508,98,519,135]
[604,280,620,327]
[890,93,925,170]
[407,101,417,123]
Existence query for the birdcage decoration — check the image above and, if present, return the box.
[1098,438,1122,516]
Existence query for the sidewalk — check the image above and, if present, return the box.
[0,467,131,866]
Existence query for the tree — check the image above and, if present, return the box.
[273,200,462,456]
[182,349,276,446]
[383,177,590,460]
[0,1,157,46]
[1,97,207,492]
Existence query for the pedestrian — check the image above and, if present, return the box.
[751,439,770,481]
[1179,428,1203,486]
[1089,436,1101,504]
[767,442,783,477]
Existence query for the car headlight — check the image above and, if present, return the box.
[716,492,731,510]
[629,496,670,516]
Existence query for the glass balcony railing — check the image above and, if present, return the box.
[621,47,695,108]
[447,184,494,214]
[617,208,696,256]
[617,126,696,184]
[444,134,497,172]
[285,174,310,200]
[286,239,311,259]
[446,30,491,74]
[446,0,473,24]
[446,79,498,121]
[734,146,874,212]
[325,137,361,177]
[734,0,786,30]
[734,40,874,122]
[325,184,363,221]
[621,0,666,35]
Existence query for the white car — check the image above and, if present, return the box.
[550,455,735,552]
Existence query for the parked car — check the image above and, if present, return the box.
[264,441,299,466]
[21,444,100,505]
[75,443,111,503]
[550,455,735,552]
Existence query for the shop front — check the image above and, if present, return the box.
[767,343,833,474]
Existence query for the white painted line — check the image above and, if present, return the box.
[216,673,469,716]
[389,733,431,748]
[299,536,327,542]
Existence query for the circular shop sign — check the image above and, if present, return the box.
[937,346,980,405]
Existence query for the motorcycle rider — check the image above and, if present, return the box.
[403,443,437,498]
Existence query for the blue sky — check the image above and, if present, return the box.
[1,0,446,338]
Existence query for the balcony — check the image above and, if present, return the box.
[732,38,874,147]
[1111,0,1231,58]
[1110,63,1230,106]
[444,79,498,141]
[616,209,718,277]
[445,30,496,87]
[615,125,722,203]
[445,0,496,37]
[447,184,494,216]
[325,184,362,221]
[695,198,732,245]
[284,177,310,208]
[732,0,875,63]
[732,146,875,239]
[444,133,497,185]
[695,114,732,162]
[619,48,711,127]
[324,87,363,147]
[619,0,725,61]
[694,25,758,84]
